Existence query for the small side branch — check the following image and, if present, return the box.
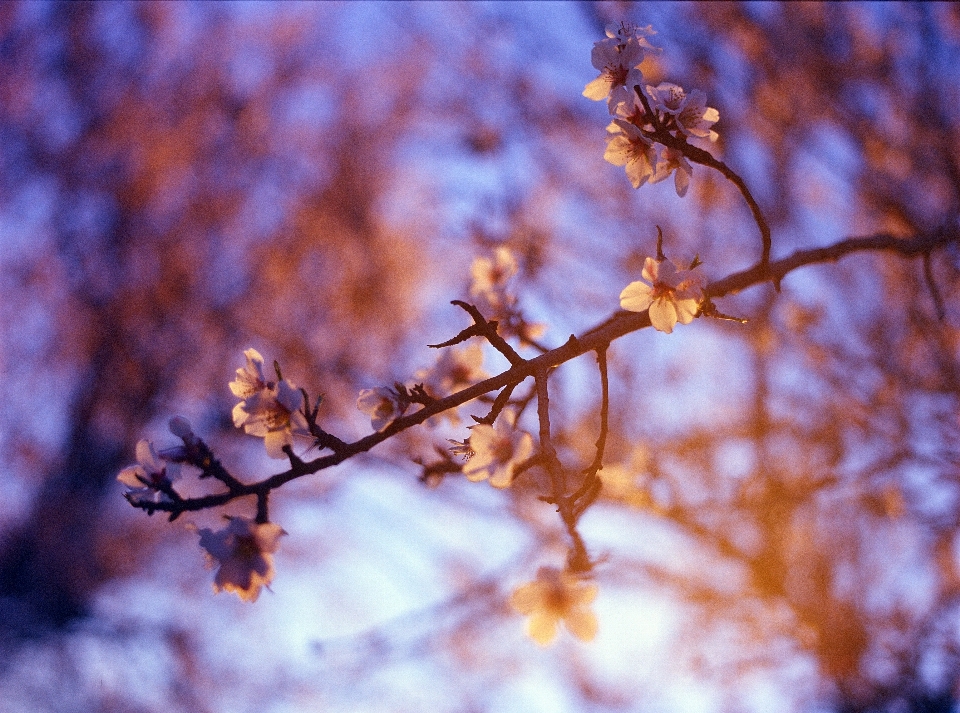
[471,381,518,426]
[447,300,525,366]
[584,346,609,478]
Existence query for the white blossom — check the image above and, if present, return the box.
[117,439,179,503]
[604,120,657,189]
[462,412,533,488]
[197,517,286,602]
[510,567,599,646]
[619,257,705,333]
[357,386,406,432]
[650,145,693,197]
[585,23,660,112]
[230,348,309,459]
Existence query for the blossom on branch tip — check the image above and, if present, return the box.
[117,439,180,502]
[619,257,705,334]
[510,567,599,646]
[604,120,657,189]
[462,412,533,488]
[357,386,406,432]
[584,23,660,111]
[197,517,285,602]
[230,348,309,459]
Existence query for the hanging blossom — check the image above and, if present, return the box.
[620,257,706,334]
[117,438,180,503]
[416,342,488,397]
[197,516,286,602]
[230,348,309,459]
[357,386,407,432]
[510,566,599,646]
[650,145,693,197]
[583,22,660,112]
[462,411,533,488]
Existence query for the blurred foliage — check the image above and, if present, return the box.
[0,2,959,712]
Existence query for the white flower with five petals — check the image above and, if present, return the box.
[619,257,705,333]
[510,567,599,646]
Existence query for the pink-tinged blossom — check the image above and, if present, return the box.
[197,517,286,602]
[510,567,599,646]
[650,146,693,197]
[619,257,705,334]
[230,348,309,459]
[117,439,179,503]
[462,412,533,488]
[604,120,657,189]
[357,387,406,432]
[646,82,719,141]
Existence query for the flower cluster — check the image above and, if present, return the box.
[197,516,286,602]
[585,22,719,196]
[230,348,309,459]
[511,566,599,646]
[620,256,706,334]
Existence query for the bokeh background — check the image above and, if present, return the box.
[2,2,960,711]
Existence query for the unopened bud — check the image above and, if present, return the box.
[169,416,194,440]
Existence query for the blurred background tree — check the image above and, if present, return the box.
[0,2,958,712]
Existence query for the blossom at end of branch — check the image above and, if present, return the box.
[117,439,180,503]
[197,517,286,602]
[620,257,705,334]
[462,412,533,488]
[510,566,599,646]
[584,23,660,112]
